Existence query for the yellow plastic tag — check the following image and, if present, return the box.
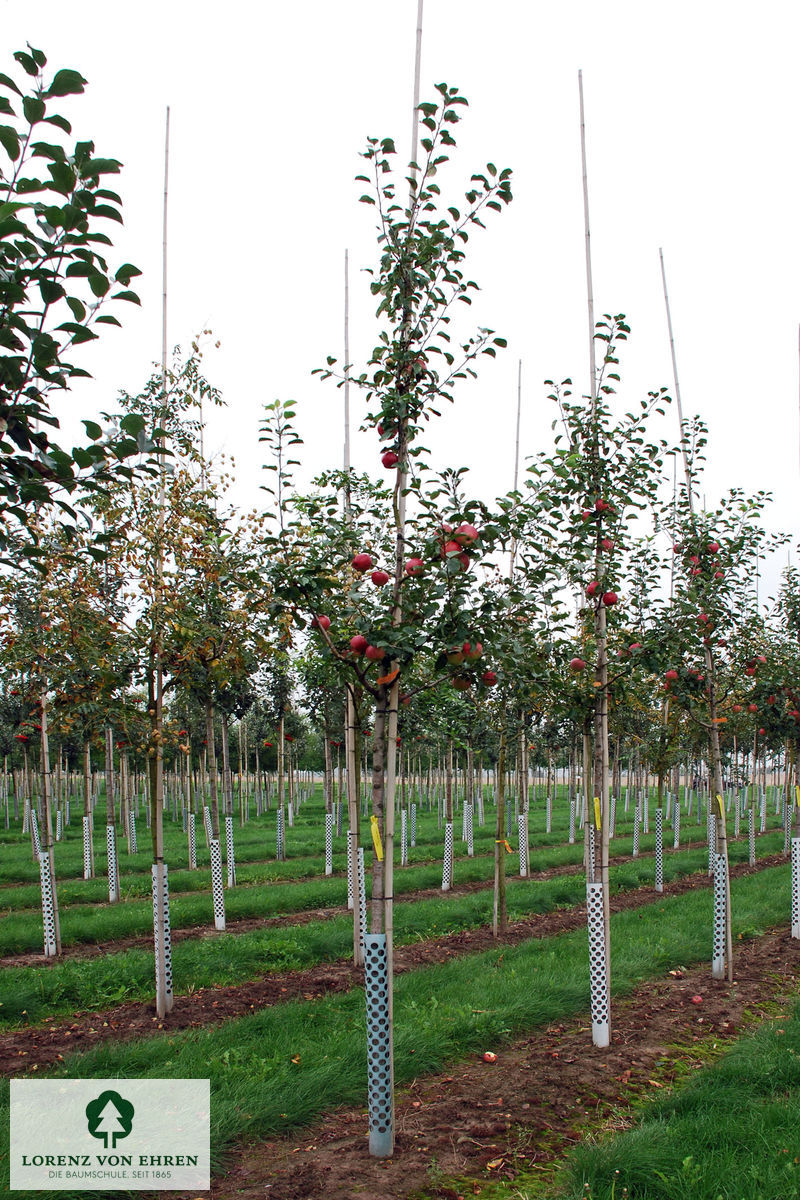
[716,793,725,819]
[495,839,513,853]
[593,796,602,830]
[795,785,800,809]
[370,814,384,861]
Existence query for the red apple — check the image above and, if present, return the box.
[312,615,331,631]
[350,634,368,654]
[371,569,390,586]
[697,613,708,624]
[352,552,373,572]
[441,540,462,557]
[714,570,724,579]
[581,509,593,522]
[482,1051,497,1063]
[447,647,465,665]
[601,537,615,552]
[464,641,483,661]
[732,704,742,714]
[747,703,758,713]
[745,667,756,676]
[365,645,384,662]
[758,727,766,735]
[381,450,399,469]
[689,555,700,565]
[569,657,587,672]
[707,541,720,554]
[458,552,471,571]
[585,581,600,598]
[665,669,679,682]
[405,557,425,576]
[454,522,479,545]
[602,591,619,606]
[481,670,498,686]
[690,994,703,1006]
[594,498,608,512]
[629,642,642,652]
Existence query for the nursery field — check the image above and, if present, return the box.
[2,779,799,1200]
[2,30,800,1200]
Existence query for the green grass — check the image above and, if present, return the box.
[556,1000,800,1199]
[0,858,795,1199]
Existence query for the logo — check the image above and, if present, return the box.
[85,1090,135,1149]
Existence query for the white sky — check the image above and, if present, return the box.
[5,0,798,598]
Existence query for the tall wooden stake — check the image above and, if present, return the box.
[579,70,610,1047]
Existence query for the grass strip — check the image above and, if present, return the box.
[557,999,800,1199]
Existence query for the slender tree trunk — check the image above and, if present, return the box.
[493,727,507,937]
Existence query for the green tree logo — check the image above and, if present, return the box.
[85,1090,135,1149]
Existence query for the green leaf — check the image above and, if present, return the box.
[65,296,86,322]
[0,97,14,116]
[13,51,39,77]
[112,289,140,304]
[120,413,145,436]
[22,95,45,124]
[82,420,103,440]
[94,314,121,326]
[43,113,71,134]
[44,69,87,97]
[114,263,141,285]
[87,272,110,297]
[0,125,21,161]
[0,73,22,96]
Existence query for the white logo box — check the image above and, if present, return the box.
[10,1078,210,1191]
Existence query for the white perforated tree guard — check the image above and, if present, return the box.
[152,862,174,1013]
[321,811,332,876]
[209,838,226,931]
[760,791,767,833]
[65,799,70,826]
[712,852,727,979]
[128,811,137,854]
[39,851,57,957]
[287,802,294,827]
[518,810,528,877]
[22,798,30,834]
[441,822,454,891]
[82,816,93,880]
[276,807,285,861]
[643,793,649,833]
[410,803,417,847]
[792,838,800,940]
[55,809,62,842]
[188,811,197,870]
[106,824,119,903]
[400,809,408,867]
[466,802,473,858]
[225,815,236,887]
[707,807,715,876]
[568,799,576,845]
[733,801,740,838]
[632,806,640,858]
[546,792,552,834]
[364,932,394,1157]
[673,803,681,850]
[586,880,609,1047]
[30,808,41,856]
[610,796,616,839]
[336,801,343,837]
[784,801,791,856]
[655,807,664,893]
[357,847,367,949]
[203,805,212,847]
[346,829,354,910]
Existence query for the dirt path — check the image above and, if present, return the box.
[0,853,787,1076]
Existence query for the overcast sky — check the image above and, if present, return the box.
[6,1,798,598]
